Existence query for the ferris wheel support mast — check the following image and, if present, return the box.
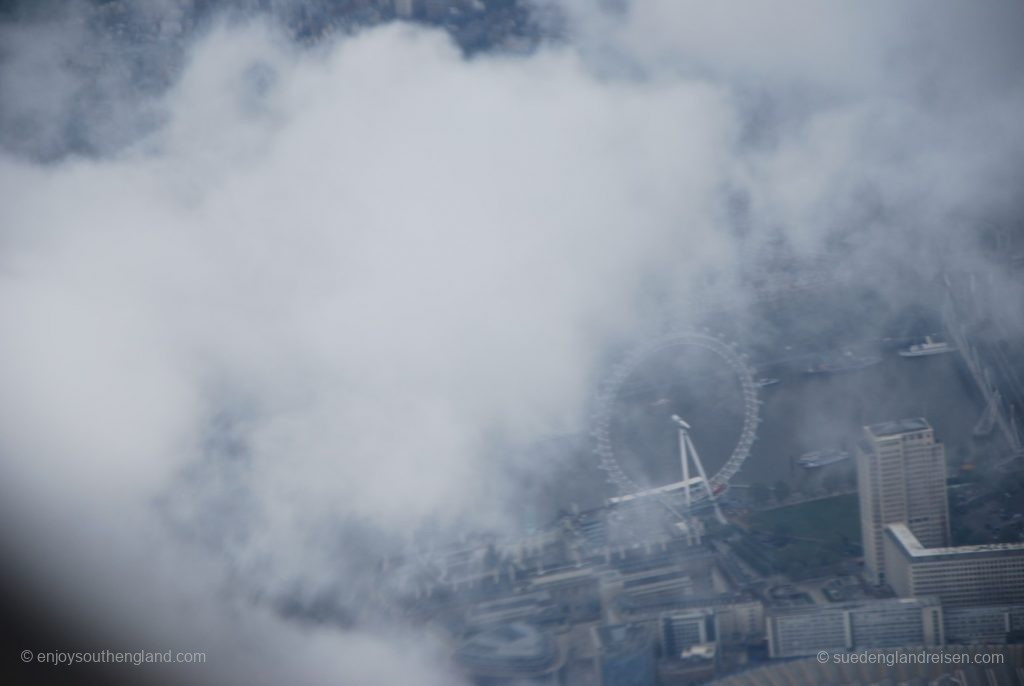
[673,415,727,525]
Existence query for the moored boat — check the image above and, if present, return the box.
[899,336,956,357]
[798,449,850,468]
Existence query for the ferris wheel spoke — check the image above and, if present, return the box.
[592,331,760,506]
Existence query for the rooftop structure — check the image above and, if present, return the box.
[465,591,564,628]
[865,418,932,437]
[453,622,563,682]
[886,523,1024,559]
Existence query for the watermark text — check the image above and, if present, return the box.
[22,649,206,667]
[816,650,1003,667]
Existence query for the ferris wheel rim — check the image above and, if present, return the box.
[592,331,760,503]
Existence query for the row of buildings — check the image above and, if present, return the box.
[768,596,1024,658]
[423,417,1023,684]
[453,565,1024,682]
[637,417,1024,674]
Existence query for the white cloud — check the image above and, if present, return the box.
[0,17,737,684]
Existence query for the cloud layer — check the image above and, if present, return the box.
[1,2,1023,683]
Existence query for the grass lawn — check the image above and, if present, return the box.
[732,494,861,578]
[748,493,860,543]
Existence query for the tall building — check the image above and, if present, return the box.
[766,597,943,658]
[883,524,1024,607]
[856,418,950,584]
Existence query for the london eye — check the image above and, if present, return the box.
[592,331,761,508]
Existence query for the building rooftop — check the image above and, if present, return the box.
[596,623,651,654]
[622,569,693,590]
[679,643,716,662]
[454,622,561,677]
[866,417,931,438]
[886,523,1024,559]
[530,567,597,586]
[768,595,939,617]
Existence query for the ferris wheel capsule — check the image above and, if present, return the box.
[590,330,760,505]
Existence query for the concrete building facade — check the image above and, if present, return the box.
[766,597,943,658]
[856,418,950,584]
[943,603,1024,644]
[883,523,1024,607]
[661,610,715,658]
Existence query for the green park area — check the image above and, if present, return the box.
[731,494,861,578]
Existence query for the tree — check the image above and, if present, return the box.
[773,480,791,502]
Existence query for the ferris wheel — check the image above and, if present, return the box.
[592,330,761,508]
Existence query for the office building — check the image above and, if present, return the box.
[766,597,943,658]
[856,418,950,584]
[883,524,1024,607]
[712,597,765,646]
[661,610,715,657]
[943,603,1024,644]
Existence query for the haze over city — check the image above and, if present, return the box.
[1,2,1023,685]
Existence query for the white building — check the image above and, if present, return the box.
[766,597,943,658]
[944,603,1024,644]
[856,418,950,584]
[883,523,1024,607]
